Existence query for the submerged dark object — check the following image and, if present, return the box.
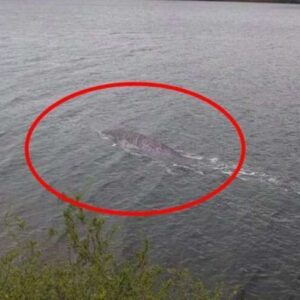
[102,129,182,157]
[102,128,188,162]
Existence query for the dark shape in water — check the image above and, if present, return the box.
[101,128,190,164]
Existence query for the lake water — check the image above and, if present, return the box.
[0,0,299,298]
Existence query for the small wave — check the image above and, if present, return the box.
[183,154,204,161]
[94,129,110,140]
[172,163,204,175]
[265,176,279,184]
[209,157,219,164]
[239,170,256,176]
[207,156,280,186]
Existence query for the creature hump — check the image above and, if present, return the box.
[102,129,182,158]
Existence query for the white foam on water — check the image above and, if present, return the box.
[93,128,109,140]
[209,157,219,164]
[206,156,281,187]
[165,166,177,175]
[239,170,256,176]
[183,154,204,161]
[266,177,278,184]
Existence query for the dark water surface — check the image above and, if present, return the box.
[0,0,299,298]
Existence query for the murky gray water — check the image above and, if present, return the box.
[0,0,299,298]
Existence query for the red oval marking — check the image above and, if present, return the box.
[24,81,246,217]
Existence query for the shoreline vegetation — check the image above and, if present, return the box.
[0,205,238,300]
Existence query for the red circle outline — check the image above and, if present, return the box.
[24,81,246,217]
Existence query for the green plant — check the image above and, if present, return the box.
[0,206,227,299]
